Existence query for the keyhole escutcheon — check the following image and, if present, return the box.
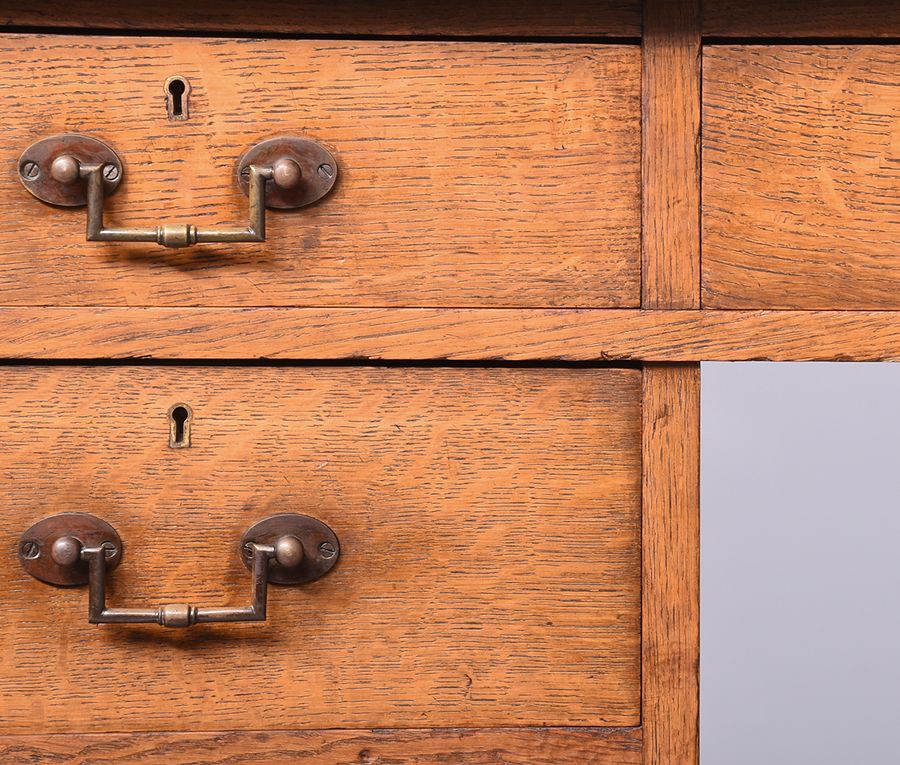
[165,76,190,121]
[168,404,192,448]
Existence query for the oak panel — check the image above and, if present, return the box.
[0,36,640,308]
[703,46,900,309]
[703,0,900,37]
[0,727,642,764]
[0,1,641,36]
[0,366,641,733]
[8,307,900,361]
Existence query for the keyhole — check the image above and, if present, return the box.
[168,404,192,448]
[165,76,190,121]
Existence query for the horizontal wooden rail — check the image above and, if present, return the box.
[1,308,899,361]
[0,727,641,764]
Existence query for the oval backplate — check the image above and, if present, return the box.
[236,136,338,209]
[240,512,340,585]
[18,133,123,207]
[19,512,123,586]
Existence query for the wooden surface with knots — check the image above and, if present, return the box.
[0,1,642,36]
[642,365,700,765]
[7,307,900,361]
[0,36,640,308]
[0,366,641,734]
[703,46,900,310]
[641,0,700,309]
[0,727,642,765]
[703,0,900,37]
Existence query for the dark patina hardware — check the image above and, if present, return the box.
[18,512,340,628]
[17,133,338,248]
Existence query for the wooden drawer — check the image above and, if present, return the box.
[703,45,900,309]
[0,366,641,742]
[0,36,640,308]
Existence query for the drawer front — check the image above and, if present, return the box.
[703,45,900,309]
[0,366,641,734]
[1,37,640,308]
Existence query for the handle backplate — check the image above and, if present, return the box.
[18,512,122,586]
[240,512,340,584]
[236,136,337,209]
[18,134,122,207]
[18,511,340,628]
[17,133,338,247]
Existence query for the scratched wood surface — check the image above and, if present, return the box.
[703,46,900,309]
[0,1,641,36]
[0,366,641,733]
[8,307,900,361]
[642,365,700,765]
[0,727,642,764]
[0,36,640,308]
[703,0,900,37]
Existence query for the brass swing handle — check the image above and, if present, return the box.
[18,512,340,629]
[18,133,338,249]
[77,160,280,248]
[82,538,285,627]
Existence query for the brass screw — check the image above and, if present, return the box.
[21,161,41,180]
[317,163,334,180]
[318,541,336,559]
[20,540,40,559]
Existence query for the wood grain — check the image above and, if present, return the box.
[703,46,900,309]
[0,36,640,308]
[642,0,700,309]
[0,1,641,36]
[641,365,700,765]
[6,307,900,361]
[0,366,641,733]
[703,0,900,37]
[0,727,642,764]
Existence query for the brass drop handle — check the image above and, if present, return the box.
[18,134,338,248]
[75,159,283,248]
[18,513,340,628]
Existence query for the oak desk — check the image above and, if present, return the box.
[0,1,896,762]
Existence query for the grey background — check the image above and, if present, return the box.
[701,363,900,764]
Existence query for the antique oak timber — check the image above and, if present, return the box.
[0,1,896,763]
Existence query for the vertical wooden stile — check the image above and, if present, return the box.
[642,364,701,764]
[641,0,702,762]
[641,0,701,309]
